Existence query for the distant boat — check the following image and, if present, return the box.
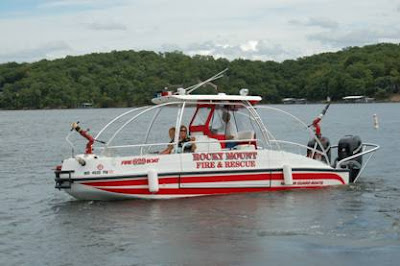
[342,96,375,103]
[282,98,307,104]
[80,102,93,108]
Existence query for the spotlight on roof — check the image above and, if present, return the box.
[240,88,249,96]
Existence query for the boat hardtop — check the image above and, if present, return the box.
[151,92,262,105]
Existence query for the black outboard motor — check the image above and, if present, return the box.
[307,136,331,164]
[337,135,363,182]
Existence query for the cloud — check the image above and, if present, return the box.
[307,17,339,29]
[84,21,127,31]
[173,40,298,62]
[160,43,182,52]
[240,41,258,52]
[40,0,94,8]
[308,27,400,47]
[0,41,72,63]
[0,0,399,64]
[38,0,118,9]
[289,17,339,29]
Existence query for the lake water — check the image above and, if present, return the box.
[1,103,400,265]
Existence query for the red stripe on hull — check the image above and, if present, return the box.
[81,177,179,187]
[293,172,345,184]
[180,173,269,183]
[180,172,345,185]
[268,172,345,184]
[96,186,327,195]
[79,171,345,196]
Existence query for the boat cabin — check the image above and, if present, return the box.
[88,89,267,157]
[189,103,256,149]
[151,91,262,152]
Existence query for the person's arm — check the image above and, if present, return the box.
[225,122,237,140]
[160,144,173,154]
[190,137,196,152]
[226,134,235,140]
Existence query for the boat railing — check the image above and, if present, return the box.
[330,143,379,182]
[98,138,260,156]
[99,138,336,158]
[65,130,77,157]
[331,143,379,167]
[269,139,330,163]
[270,140,379,179]
[98,142,173,156]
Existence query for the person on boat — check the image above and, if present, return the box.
[160,127,175,154]
[178,125,196,153]
[221,111,238,149]
[307,112,330,163]
[71,122,95,154]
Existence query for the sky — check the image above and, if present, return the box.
[0,0,399,63]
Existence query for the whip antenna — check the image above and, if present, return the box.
[185,68,228,95]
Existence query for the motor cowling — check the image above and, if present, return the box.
[337,135,363,182]
[307,136,331,164]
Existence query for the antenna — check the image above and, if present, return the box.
[184,68,228,95]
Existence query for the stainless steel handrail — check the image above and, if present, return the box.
[181,138,258,148]
[332,143,379,182]
[98,138,258,156]
[269,139,329,160]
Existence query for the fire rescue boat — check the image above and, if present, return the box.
[54,70,379,200]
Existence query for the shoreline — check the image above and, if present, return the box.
[1,99,399,111]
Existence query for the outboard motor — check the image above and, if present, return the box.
[337,135,363,182]
[307,136,331,164]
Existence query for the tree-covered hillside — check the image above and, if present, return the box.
[1,43,399,109]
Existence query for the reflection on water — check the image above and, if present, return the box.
[1,103,400,265]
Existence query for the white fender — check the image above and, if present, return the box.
[283,164,293,185]
[148,169,159,193]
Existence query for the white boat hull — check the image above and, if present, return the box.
[55,150,349,200]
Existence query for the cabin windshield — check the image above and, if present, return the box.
[191,106,212,127]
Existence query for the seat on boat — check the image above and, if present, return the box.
[237,130,254,140]
[191,133,222,152]
[235,130,256,150]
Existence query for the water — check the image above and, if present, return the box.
[1,103,400,265]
